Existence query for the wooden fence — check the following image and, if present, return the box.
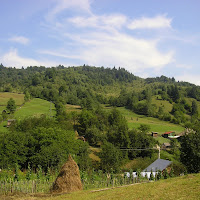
[0,176,150,194]
[0,179,53,195]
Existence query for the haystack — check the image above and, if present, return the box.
[51,155,82,193]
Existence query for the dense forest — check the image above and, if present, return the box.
[0,64,200,175]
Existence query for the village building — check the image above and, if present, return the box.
[151,132,158,137]
[162,143,171,149]
[126,159,172,179]
[162,131,175,138]
[141,158,172,178]
[7,119,16,127]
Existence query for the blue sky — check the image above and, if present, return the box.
[1,0,200,85]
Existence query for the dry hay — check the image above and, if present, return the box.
[51,155,83,194]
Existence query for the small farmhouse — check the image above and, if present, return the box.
[126,159,172,179]
[162,143,171,149]
[143,158,172,172]
[7,119,16,127]
[151,132,158,137]
[162,131,175,138]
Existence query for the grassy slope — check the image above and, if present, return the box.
[0,92,24,105]
[0,92,24,113]
[3,174,200,200]
[0,98,56,132]
[152,95,173,112]
[14,98,56,119]
[116,107,184,134]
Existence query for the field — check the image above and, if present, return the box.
[14,98,56,119]
[116,107,184,134]
[0,92,24,113]
[1,173,200,200]
[0,97,56,132]
[0,92,190,135]
[0,92,24,106]
[151,95,173,112]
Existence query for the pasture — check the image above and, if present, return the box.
[117,107,185,134]
[14,98,56,119]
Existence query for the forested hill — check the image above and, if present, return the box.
[1,64,200,123]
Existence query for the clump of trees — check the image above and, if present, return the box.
[0,115,90,171]
[180,131,200,173]
[6,98,16,114]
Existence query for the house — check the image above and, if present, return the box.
[151,132,158,137]
[162,143,171,149]
[7,119,16,127]
[168,135,180,139]
[143,158,172,173]
[126,159,172,179]
[162,131,175,138]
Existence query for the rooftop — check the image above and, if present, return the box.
[143,159,172,172]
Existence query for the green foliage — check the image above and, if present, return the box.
[150,169,154,181]
[157,170,162,180]
[6,98,16,114]
[128,129,155,159]
[163,169,169,179]
[107,108,130,148]
[26,163,32,180]
[14,163,20,181]
[191,100,198,116]
[169,167,174,177]
[24,91,31,102]
[100,142,123,173]
[0,115,91,170]
[180,131,200,173]
[138,124,151,133]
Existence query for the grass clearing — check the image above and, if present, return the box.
[2,174,200,200]
[0,98,56,132]
[89,147,101,162]
[65,104,81,113]
[0,92,24,105]
[14,98,56,119]
[116,107,184,134]
[152,96,173,112]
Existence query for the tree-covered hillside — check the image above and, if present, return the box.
[1,64,200,127]
[0,64,200,174]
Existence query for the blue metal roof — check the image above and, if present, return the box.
[143,159,172,172]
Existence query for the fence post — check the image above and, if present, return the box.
[10,179,12,193]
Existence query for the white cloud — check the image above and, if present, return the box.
[42,2,175,74]
[42,31,174,74]
[46,0,92,21]
[0,49,57,68]
[68,14,127,30]
[9,36,30,45]
[78,32,174,73]
[128,15,172,30]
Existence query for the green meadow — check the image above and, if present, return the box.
[116,107,184,134]
[0,97,56,132]
[14,98,56,119]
